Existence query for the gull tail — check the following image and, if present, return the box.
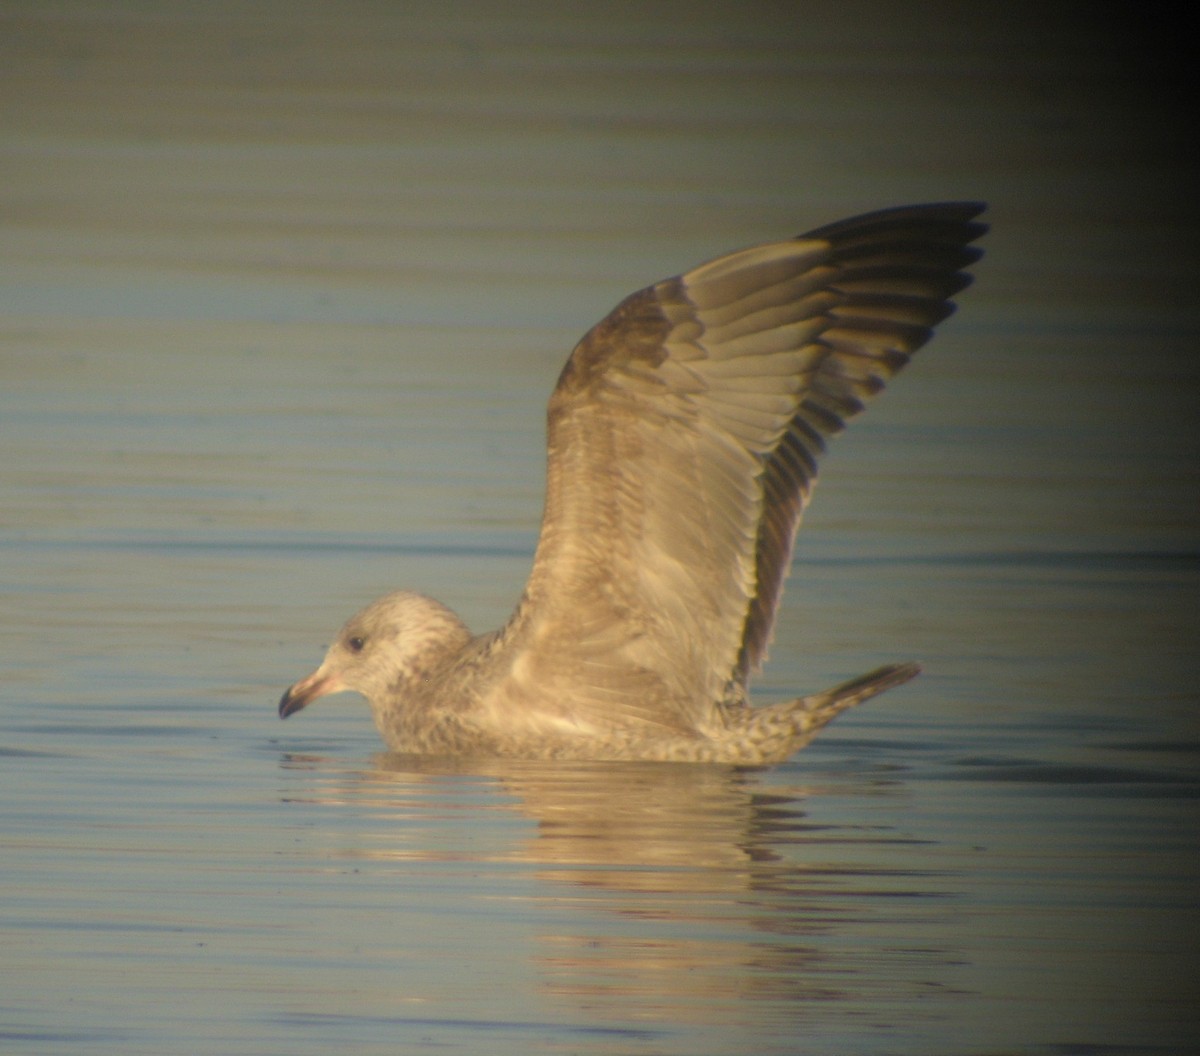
[794,661,921,728]
[743,662,922,764]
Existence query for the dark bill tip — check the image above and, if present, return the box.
[278,687,306,720]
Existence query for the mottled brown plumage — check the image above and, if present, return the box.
[279,203,986,764]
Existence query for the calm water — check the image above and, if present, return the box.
[2,5,1197,1054]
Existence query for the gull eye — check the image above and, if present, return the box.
[347,636,366,653]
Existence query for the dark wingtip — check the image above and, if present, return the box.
[801,201,989,248]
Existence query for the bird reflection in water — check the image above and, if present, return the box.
[278,751,953,1030]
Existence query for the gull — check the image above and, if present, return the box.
[278,202,986,764]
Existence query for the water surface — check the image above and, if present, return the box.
[2,4,1197,1054]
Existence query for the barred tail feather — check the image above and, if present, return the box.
[745,662,922,763]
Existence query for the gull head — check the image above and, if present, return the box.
[278,590,471,719]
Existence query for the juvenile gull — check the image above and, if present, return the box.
[279,203,986,764]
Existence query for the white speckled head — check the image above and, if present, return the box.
[278,591,471,718]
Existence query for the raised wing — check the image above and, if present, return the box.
[495,203,985,735]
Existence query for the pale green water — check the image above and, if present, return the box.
[2,4,1197,1054]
